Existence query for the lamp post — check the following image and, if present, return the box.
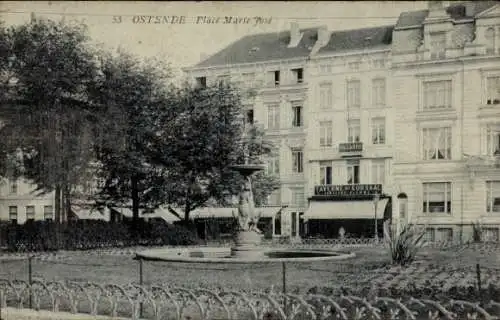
[373,193,380,241]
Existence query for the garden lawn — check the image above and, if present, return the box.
[1,245,499,293]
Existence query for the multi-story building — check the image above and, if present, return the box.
[184,23,324,239]
[305,25,394,238]
[391,0,500,242]
[0,178,55,224]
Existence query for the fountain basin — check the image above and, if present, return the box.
[136,247,355,264]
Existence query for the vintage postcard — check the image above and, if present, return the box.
[1,1,499,319]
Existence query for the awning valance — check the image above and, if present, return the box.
[304,198,388,220]
[112,206,181,223]
[190,206,283,219]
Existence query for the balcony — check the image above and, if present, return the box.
[338,142,363,155]
[313,184,382,198]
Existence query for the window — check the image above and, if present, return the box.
[486,76,500,105]
[485,28,496,55]
[483,228,500,242]
[319,121,333,147]
[372,160,385,185]
[437,228,453,242]
[241,72,255,87]
[292,68,303,83]
[9,206,17,223]
[44,205,54,221]
[347,80,361,109]
[246,109,254,125]
[267,156,280,176]
[291,212,298,237]
[372,79,386,106]
[291,187,305,207]
[371,118,386,144]
[423,182,452,214]
[430,32,446,59]
[399,202,407,220]
[26,206,35,221]
[292,103,302,127]
[423,80,452,109]
[348,62,360,70]
[486,127,500,156]
[486,181,500,213]
[216,74,230,85]
[319,64,332,74]
[195,76,207,88]
[424,228,436,242]
[319,161,332,185]
[9,179,17,194]
[422,127,452,160]
[267,104,280,130]
[266,71,278,87]
[319,83,333,109]
[292,149,303,173]
[274,211,282,235]
[372,59,386,68]
[348,119,361,143]
[346,160,360,185]
[267,189,281,206]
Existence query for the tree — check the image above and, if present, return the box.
[0,17,101,225]
[148,82,280,223]
[89,49,174,234]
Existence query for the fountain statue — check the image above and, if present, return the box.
[229,141,268,258]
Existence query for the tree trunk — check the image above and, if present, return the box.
[54,184,61,249]
[131,175,140,239]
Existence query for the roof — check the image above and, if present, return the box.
[317,25,394,55]
[194,28,318,68]
[396,1,499,29]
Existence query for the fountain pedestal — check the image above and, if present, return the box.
[230,231,264,259]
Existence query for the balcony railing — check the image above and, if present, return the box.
[339,142,363,153]
[314,184,382,197]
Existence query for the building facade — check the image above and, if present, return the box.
[0,178,55,224]
[391,1,500,242]
[185,1,500,241]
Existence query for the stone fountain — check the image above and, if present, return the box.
[137,130,355,263]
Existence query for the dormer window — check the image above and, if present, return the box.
[274,71,280,86]
[292,68,303,84]
[195,76,207,88]
[430,32,446,60]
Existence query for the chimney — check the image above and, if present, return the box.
[317,26,330,46]
[30,12,36,23]
[465,2,476,17]
[427,1,450,19]
[288,22,303,48]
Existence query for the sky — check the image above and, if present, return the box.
[1,1,429,76]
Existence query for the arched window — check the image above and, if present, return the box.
[485,28,495,54]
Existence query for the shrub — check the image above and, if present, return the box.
[383,220,427,267]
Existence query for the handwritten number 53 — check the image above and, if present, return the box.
[112,16,122,23]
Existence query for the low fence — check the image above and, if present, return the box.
[1,279,500,320]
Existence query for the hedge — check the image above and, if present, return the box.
[0,219,199,252]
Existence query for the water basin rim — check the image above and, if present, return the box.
[135,250,356,264]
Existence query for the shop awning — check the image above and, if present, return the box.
[111,206,181,223]
[71,206,110,221]
[304,199,388,220]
